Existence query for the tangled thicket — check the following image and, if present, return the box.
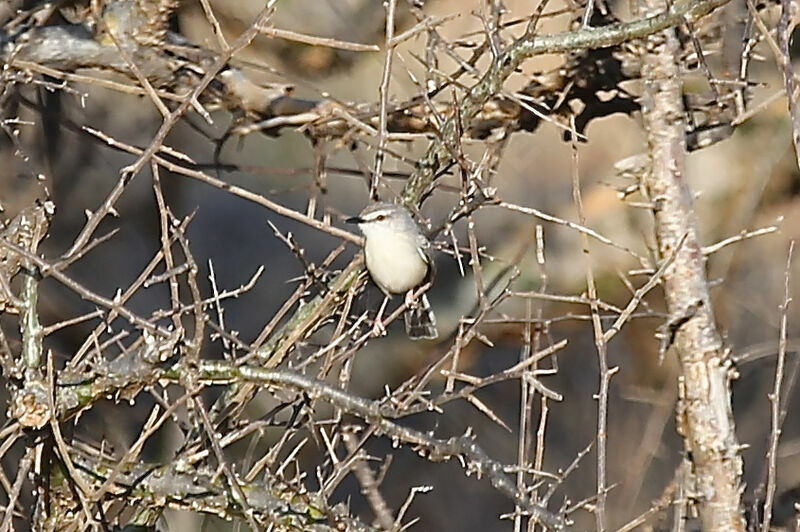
[0,0,798,530]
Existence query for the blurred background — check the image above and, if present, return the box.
[1,0,799,529]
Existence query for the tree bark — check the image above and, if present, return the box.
[639,3,746,530]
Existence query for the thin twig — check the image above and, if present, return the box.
[570,116,612,531]
[762,241,794,531]
[372,0,398,198]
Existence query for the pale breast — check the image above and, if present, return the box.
[365,234,428,294]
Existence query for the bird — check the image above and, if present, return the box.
[346,202,438,340]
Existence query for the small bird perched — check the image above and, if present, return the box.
[347,202,438,340]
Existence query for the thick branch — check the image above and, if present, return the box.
[62,447,374,531]
[192,361,565,529]
[639,2,745,529]
[400,0,730,204]
[55,357,565,529]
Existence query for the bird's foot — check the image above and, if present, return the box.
[405,290,418,309]
[372,319,387,337]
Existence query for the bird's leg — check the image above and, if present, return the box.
[404,289,418,309]
[372,294,390,336]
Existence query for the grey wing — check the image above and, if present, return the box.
[416,234,435,281]
[416,233,431,262]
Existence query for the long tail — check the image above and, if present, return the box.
[404,294,438,340]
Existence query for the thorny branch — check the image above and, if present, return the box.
[639,0,745,527]
[0,0,793,529]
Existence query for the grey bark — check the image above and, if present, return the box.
[639,2,746,529]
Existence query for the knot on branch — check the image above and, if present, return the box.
[11,375,49,428]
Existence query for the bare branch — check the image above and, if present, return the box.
[639,0,745,525]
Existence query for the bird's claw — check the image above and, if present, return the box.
[372,320,387,337]
[405,290,418,309]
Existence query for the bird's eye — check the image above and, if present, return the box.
[376,215,385,221]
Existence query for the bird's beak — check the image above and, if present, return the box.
[345,216,363,224]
